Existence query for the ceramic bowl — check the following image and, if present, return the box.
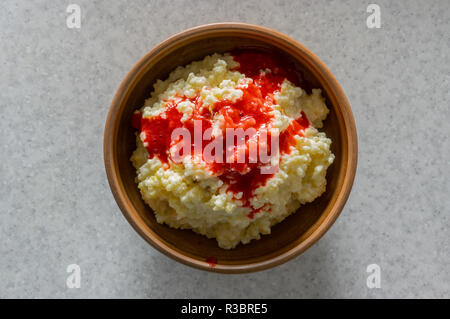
[104,23,357,273]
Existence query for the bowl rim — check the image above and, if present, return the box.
[104,22,358,273]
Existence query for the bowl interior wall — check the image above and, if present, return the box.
[115,35,343,265]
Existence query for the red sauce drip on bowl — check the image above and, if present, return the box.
[132,50,310,218]
[205,256,218,267]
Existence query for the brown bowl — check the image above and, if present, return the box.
[104,23,357,273]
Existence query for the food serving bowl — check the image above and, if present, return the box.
[104,23,357,273]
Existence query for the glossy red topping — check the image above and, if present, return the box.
[132,50,310,218]
[141,103,183,163]
[279,111,310,154]
[230,49,300,88]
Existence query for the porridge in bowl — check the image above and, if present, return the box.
[130,51,334,249]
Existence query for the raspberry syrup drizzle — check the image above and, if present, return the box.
[132,50,310,218]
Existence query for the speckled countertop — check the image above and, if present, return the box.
[0,0,449,298]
